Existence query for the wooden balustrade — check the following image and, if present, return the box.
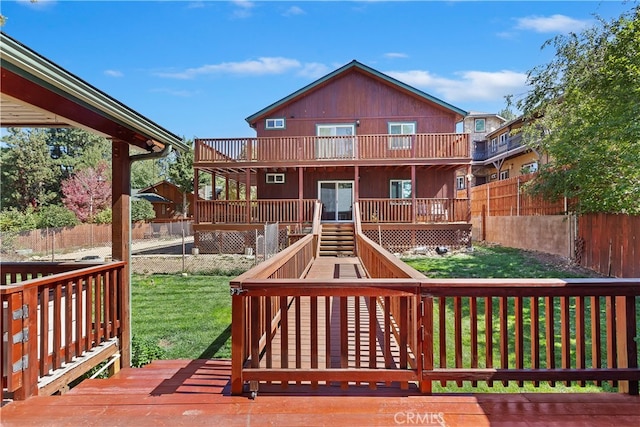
[197,199,317,224]
[419,279,639,394]
[359,198,469,223]
[1,262,126,399]
[196,133,470,164]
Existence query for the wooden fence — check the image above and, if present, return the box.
[471,174,567,217]
[577,213,640,278]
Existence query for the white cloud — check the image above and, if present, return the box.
[156,57,302,79]
[104,69,123,78]
[283,6,305,17]
[231,0,255,19]
[386,69,528,102]
[297,62,330,79]
[150,88,199,98]
[384,52,408,59]
[515,14,591,33]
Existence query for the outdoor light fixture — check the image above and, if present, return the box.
[356,119,360,127]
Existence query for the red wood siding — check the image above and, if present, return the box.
[253,70,458,137]
[141,181,195,219]
[256,167,456,200]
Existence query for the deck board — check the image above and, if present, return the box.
[2,359,639,426]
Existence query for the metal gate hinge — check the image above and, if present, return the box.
[230,288,247,296]
[12,304,29,320]
[12,328,29,344]
[13,355,29,373]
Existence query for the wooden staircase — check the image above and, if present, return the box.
[319,222,355,257]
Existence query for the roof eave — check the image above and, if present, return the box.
[0,32,188,152]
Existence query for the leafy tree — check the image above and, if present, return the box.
[0,128,59,210]
[46,128,111,180]
[35,205,80,229]
[518,5,640,214]
[0,207,38,232]
[168,141,199,218]
[61,162,112,222]
[131,158,168,190]
[131,199,156,222]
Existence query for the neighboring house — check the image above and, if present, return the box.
[458,111,507,196]
[136,181,196,219]
[193,60,472,253]
[471,115,547,185]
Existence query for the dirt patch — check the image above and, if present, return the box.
[131,254,256,275]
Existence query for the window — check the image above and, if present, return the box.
[490,138,498,153]
[456,176,466,190]
[390,179,412,199]
[499,170,509,180]
[499,132,508,146]
[388,122,415,149]
[474,118,486,133]
[316,124,355,158]
[265,118,285,129]
[266,173,285,184]
[521,162,539,174]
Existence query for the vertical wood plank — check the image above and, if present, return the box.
[470,296,478,388]
[530,296,540,387]
[230,295,245,395]
[560,296,571,386]
[485,296,493,388]
[606,296,617,388]
[310,296,318,389]
[575,296,585,386]
[545,296,555,387]
[439,297,447,387]
[499,296,508,387]
[515,296,524,387]
[454,296,462,387]
[590,296,602,386]
[40,287,50,377]
[421,297,434,394]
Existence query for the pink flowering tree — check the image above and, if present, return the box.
[62,162,112,223]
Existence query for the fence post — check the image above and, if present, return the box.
[517,177,520,216]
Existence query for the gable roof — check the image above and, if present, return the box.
[245,60,467,125]
[0,32,188,153]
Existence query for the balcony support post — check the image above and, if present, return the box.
[245,169,251,223]
[298,167,304,225]
[411,165,416,223]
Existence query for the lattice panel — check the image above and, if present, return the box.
[362,228,471,253]
[196,231,252,254]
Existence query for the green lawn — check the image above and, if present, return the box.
[131,275,232,359]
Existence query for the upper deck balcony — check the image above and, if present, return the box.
[195,133,470,167]
[472,133,526,162]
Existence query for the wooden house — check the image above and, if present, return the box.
[193,60,473,254]
[472,115,549,185]
[136,180,196,220]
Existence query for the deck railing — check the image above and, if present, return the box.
[196,133,470,164]
[1,262,127,399]
[197,199,317,224]
[196,198,469,225]
[359,198,470,223]
[229,211,639,395]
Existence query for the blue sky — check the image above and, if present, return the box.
[1,1,634,139]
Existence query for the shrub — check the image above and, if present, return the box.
[131,336,165,368]
[94,208,112,224]
[0,207,38,232]
[131,199,156,222]
[36,205,79,228]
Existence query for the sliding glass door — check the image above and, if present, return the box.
[319,181,354,221]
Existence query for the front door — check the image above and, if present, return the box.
[319,181,354,221]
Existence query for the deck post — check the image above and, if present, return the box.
[231,294,246,395]
[13,286,39,400]
[420,295,433,394]
[112,139,131,368]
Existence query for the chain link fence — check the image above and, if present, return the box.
[0,221,273,276]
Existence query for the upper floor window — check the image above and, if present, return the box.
[388,122,415,149]
[499,170,509,180]
[316,124,355,158]
[474,118,486,133]
[499,132,508,146]
[456,176,466,190]
[490,138,498,153]
[265,118,285,129]
[390,179,412,199]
